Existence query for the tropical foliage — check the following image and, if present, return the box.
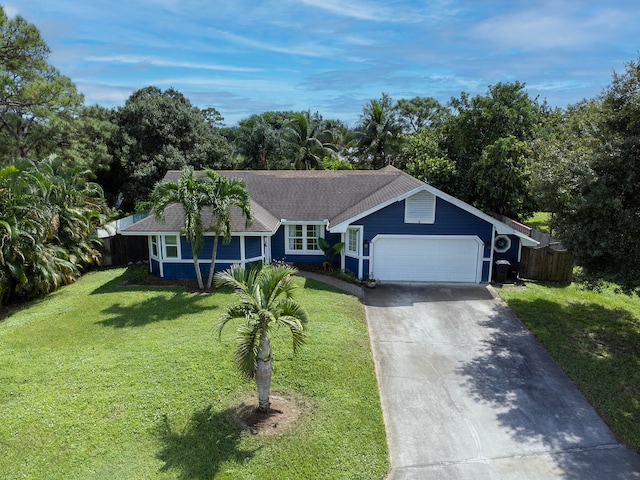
[0,156,107,304]
[215,264,308,412]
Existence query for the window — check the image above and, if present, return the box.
[346,227,360,255]
[150,235,159,257]
[286,224,323,254]
[405,191,436,224]
[164,235,179,258]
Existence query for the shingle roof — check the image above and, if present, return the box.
[122,166,426,234]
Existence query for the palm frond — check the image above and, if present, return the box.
[234,322,261,378]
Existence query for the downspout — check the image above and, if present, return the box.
[488,226,496,282]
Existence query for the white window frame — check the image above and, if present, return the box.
[285,223,324,254]
[405,190,436,224]
[346,227,361,256]
[150,235,159,259]
[163,234,180,259]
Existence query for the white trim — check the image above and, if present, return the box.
[149,235,159,260]
[162,234,181,260]
[263,236,272,264]
[342,226,364,278]
[346,226,361,256]
[284,223,325,255]
[369,234,484,283]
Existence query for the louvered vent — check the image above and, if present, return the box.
[405,191,435,224]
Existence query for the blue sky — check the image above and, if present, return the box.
[8,1,639,126]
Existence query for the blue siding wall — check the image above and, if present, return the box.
[181,236,241,260]
[163,262,199,280]
[271,226,286,262]
[151,258,160,276]
[270,225,326,266]
[355,198,494,245]
[345,256,359,276]
[245,236,262,258]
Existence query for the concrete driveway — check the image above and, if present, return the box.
[364,283,640,480]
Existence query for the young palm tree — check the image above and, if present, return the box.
[151,166,212,289]
[215,264,308,412]
[204,171,253,289]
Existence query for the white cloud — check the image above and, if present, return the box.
[292,0,451,23]
[84,55,261,73]
[209,28,338,58]
[470,7,629,50]
[3,4,21,18]
[76,82,134,105]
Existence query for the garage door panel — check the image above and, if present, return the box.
[372,237,481,283]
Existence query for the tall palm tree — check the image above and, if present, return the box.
[356,93,401,169]
[285,111,337,170]
[150,166,212,289]
[215,264,308,412]
[204,171,253,289]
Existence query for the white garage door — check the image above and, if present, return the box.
[371,236,482,283]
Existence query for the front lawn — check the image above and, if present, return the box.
[497,281,640,451]
[0,267,388,479]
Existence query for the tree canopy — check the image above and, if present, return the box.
[100,86,233,212]
[554,58,640,293]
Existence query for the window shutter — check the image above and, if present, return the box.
[405,191,435,224]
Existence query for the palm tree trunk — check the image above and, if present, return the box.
[256,331,272,412]
[206,234,220,289]
[193,253,204,289]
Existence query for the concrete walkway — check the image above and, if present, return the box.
[296,270,364,299]
[364,283,640,479]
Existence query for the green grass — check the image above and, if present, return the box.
[523,211,552,234]
[0,266,388,479]
[497,281,640,451]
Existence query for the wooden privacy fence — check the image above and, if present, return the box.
[495,214,573,282]
[519,244,573,282]
[100,235,149,267]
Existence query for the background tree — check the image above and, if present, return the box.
[354,93,401,169]
[468,136,534,219]
[215,264,308,412]
[101,86,232,212]
[401,129,457,192]
[233,114,284,170]
[284,111,337,170]
[441,82,545,216]
[555,58,640,293]
[0,7,83,160]
[529,100,600,221]
[394,96,448,134]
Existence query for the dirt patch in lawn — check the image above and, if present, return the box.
[232,393,306,436]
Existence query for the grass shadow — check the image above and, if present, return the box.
[156,405,258,479]
[97,290,215,328]
[91,265,201,295]
[457,298,640,478]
